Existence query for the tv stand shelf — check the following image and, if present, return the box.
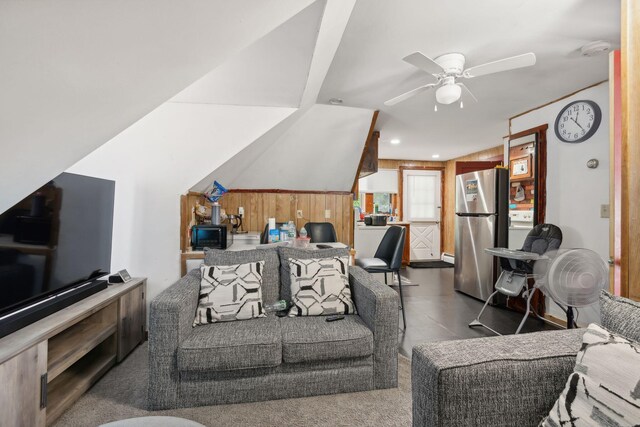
[0,278,146,427]
[47,303,118,382]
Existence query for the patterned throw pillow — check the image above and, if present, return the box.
[287,256,356,317]
[193,261,266,325]
[540,323,640,426]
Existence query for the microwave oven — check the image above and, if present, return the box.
[191,224,231,250]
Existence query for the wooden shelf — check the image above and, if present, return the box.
[46,344,116,425]
[47,320,117,382]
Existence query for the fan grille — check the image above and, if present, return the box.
[545,249,608,307]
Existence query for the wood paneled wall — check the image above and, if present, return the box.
[181,191,354,250]
[380,145,504,256]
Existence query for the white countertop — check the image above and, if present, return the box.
[355,222,409,231]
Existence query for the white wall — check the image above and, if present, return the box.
[67,103,295,304]
[0,0,313,213]
[510,82,609,325]
[193,104,374,192]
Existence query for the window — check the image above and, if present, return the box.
[406,174,437,220]
[358,192,394,214]
[373,193,391,214]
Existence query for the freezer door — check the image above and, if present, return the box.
[455,169,497,215]
[454,214,497,301]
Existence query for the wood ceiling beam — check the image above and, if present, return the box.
[352,110,379,194]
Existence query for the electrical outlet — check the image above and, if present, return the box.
[296,210,303,218]
[600,204,610,218]
[325,209,331,219]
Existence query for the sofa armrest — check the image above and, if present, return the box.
[350,266,399,389]
[412,328,585,427]
[148,269,200,409]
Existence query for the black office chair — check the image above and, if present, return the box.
[259,222,287,244]
[355,226,407,328]
[303,222,338,243]
[470,223,563,335]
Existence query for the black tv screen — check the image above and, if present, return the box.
[0,172,115,317]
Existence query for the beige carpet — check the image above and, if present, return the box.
[53,343,412,427]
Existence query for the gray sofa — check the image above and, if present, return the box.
[411,291,640,427]
[148,247,399,410]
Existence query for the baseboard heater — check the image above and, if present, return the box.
[441,253,455,264]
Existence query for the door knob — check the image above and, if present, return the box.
[608,258,615,265]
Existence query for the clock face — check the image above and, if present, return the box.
[554,100,602,143]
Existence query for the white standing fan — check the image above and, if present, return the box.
[534,249,609,328]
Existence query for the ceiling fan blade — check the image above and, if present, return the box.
[457,83,478,103]
[463,52,536,78]
[402,52,444,75]
[384,84,437,106]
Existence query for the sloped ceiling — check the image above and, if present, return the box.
[0,0,315,212]
[191,0,368,193]
[194,104,374,192]
[170,0,325,108]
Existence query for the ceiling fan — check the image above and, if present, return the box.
[384,51,536,109]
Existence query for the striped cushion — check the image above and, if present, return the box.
[540,323,640,426]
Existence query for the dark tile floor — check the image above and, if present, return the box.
[387,266,559,359]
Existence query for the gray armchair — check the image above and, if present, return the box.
[411,291,640,427]
[148,247,400,410]
[412,328,584,426]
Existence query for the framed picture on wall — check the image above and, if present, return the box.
[509,155,532,181]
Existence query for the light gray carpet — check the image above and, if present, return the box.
[53,343,412,427]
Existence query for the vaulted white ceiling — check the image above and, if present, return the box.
[319,0,620,160]
[0,0,315,211]
[2,0,622,207]
[191,0,369,193]
[193,104,373,192]
[170,0,325,108]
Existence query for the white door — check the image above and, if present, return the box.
[403,170,441,261]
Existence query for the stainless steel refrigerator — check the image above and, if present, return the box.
[454,168,509,301]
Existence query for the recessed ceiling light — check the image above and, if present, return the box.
[329,98,343,105]
[390,139,401,145]
[432,154,440,159]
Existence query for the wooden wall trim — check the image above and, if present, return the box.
[227,189,352,195]
[610,50,622,295]
[622,0,640,301]
[509,123,548,140]
[352,110,379,193]
[508,81,608,124]
[536,127,548,225]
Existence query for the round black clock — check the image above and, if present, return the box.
[554,100,602,143]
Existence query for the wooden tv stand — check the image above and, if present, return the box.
[0,278,146,426]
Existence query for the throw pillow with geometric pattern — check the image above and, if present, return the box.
[287,256,356,317]
[540,323,640,426]
[193,261,266,325]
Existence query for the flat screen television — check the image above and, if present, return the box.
[0,172,115,339]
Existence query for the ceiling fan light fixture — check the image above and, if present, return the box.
[436,84,461,105]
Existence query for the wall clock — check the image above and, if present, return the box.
[554,100,602,143]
